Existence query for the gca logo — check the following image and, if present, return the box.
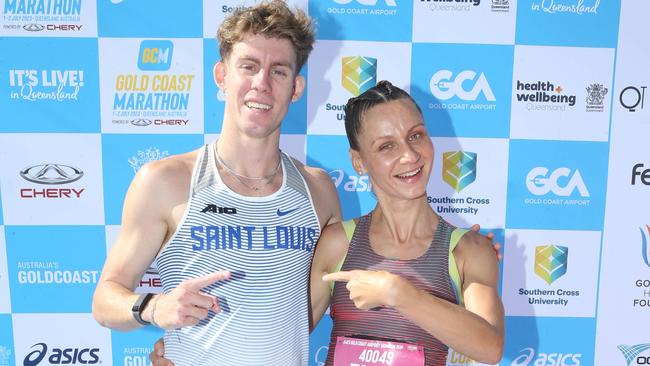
[430,70,496,101]
[329,169,372,192]
[526,167,590,197]
[333,0,397,5]
[511,347,581,366]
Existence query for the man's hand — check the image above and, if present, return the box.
[322,270,406,309]
[470,224,502,262]
[151,271,230,329]
[149,338,172,366]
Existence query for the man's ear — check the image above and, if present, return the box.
[291,74,306,102]
[213,61,227,90]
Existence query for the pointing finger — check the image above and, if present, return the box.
[181,270,231,291]
[322,271,354,283]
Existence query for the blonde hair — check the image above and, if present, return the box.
[217,0,315,72]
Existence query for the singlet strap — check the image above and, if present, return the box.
[449,228,468,306]
[329,219,356,292]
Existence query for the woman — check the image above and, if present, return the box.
[150,81,504,365]
[309,80,504,365]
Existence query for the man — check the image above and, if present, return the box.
[92,1,341,365]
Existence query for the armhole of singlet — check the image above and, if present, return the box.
[449,228,468,307]
[285,154,323,234]
[329,219,356,293]
[156,145,207,257]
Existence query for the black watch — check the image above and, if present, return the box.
[131,293,154,325]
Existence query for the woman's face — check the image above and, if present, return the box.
[351,98,433,202]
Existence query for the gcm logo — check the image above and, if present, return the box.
[329,169,373,192]
[511,347,581,366]
[526,167,590,197]
[429,70,496,101]
[333,0,397,5]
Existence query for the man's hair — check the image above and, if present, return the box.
[344,80,423,151]
[217,0,315,72]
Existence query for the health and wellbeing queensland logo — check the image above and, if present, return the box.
[342,56,377,97]
[535,245,568,285]
[618,344,650,366]
[442,151,477,192]
[515,80,575,112]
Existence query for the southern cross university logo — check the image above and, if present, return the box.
[341,56,377,97]
[535,245,568,285]
[442,151,477,192]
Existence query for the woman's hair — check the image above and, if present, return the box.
[344,80,423,150]
[217,0,315,72]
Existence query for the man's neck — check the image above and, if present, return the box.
[215,128,282,179]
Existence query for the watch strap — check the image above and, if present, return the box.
[131,293,154,325]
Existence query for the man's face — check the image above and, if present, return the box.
[215,34,305,139]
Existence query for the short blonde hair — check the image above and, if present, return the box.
[217,0,315,72]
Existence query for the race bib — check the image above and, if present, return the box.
[333,336,425,366]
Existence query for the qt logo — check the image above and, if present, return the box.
[333,0,397,5]
[535,245,568,285]
[138,40,173,71]
[442,151,477,192]
[430,70,495,102]
[620,86,646,112]
[526,167,590,197]
[342,56,377,97]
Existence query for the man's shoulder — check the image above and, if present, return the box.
[287,156,331,186]
[133,148,200,190]
[286,155,342,227]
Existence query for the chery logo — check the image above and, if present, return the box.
[20,164,84,185]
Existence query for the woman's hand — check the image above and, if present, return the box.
[322,270,411,309]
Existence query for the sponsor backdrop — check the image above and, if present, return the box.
[0,0,647,365]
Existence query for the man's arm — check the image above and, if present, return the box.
[92,160,175,330]
[93,156,225,331]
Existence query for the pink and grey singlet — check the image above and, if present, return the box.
[326,213,466,366]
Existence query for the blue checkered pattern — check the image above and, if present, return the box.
[1,1,648,365]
